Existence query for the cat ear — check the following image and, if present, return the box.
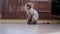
[25,2,33,8]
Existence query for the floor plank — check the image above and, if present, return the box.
[0,24,60,34]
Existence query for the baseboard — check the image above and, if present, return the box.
[0,19,60,24]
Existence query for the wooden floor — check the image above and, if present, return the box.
[0,24,60,34]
